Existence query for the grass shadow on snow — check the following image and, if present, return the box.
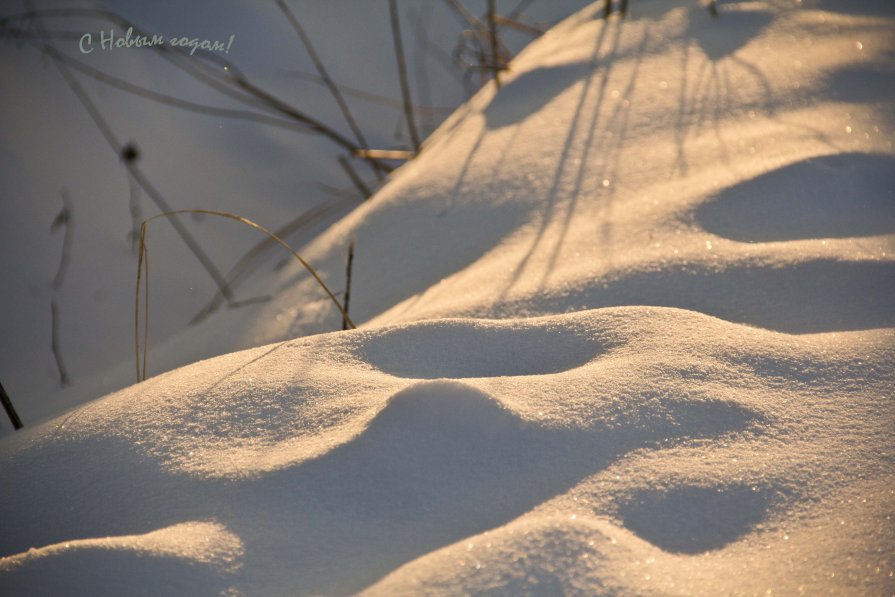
[484,63,591,130]
[498,16,640,299]
[671,6,777,178]
[686,5,773,62]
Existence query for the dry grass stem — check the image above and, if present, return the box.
[354,148,415,161]
[50,189,72,290]
[389,0,422,152]
[50,300,71,386]
[275,0,383,180]
[338,155,373,198]
[342,239,355,331]
[136,210,356,381]
[190,198,354,324]
[0,381,24,430]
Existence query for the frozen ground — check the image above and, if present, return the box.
[1,0,894,595]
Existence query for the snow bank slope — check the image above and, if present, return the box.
[246,0,894,339]
[2,0,894,595]
[1,308,892,595]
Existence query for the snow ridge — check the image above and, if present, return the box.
[2,0,894,594]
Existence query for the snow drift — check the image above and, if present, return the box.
[2,0,894,595]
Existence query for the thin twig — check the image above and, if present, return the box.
[227,296,271,309]
[342,239,355,331]
[190,198,354,324]
[137,210,356,381]
[506,0,537,21]
[444,0,511,89]
[50,189,72,290]
[354,148,415,161]
[43,47,315,133]
[276,0,385,179]
[5,10,273,112]
[126,171,142,253]
[487,0,501,88]
[317,184,362,200]
[0,380,24,430]
[0,26,84,42]
[282,70,456,114]
[34,37,236,305]
[410,3,437,136]
[128,163,235,302]
[49,189,73,387]
[50,299,70,386]
[275,0,378,179]
[443,0,480,29]
[135,224,149,380]
[6,9,394,172]
[445,0,488,89]
[338,155,373,199]
[228,74,393,171]
[389,0,421,152]
[26,8,75,389]
[493,14,544,36]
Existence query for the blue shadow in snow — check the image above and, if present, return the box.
[695,152,895,242]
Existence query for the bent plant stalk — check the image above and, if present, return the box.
[0,380,24,430]
[136,209,355,382]
[389,0,422,152]
[342,239,355,331]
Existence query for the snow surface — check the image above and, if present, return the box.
[2,0,895,595]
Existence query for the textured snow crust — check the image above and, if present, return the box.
[2,0,894,594]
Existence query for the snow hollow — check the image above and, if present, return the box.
[1,0,893,595]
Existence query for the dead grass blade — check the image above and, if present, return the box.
[136,209,356,382]
[0,381,24,430]
[342,239,355,331]
[190,198,354,324]
[389,0,422,152]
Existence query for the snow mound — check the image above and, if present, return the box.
[0,522,242,597]
[365,477,895,596]
[2,307,892,594]
[362,514,644,596]
[2,0,895,594]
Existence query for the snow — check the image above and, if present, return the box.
[0,522,243,597]
[2,308,892,594]
[2,0,894,595]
